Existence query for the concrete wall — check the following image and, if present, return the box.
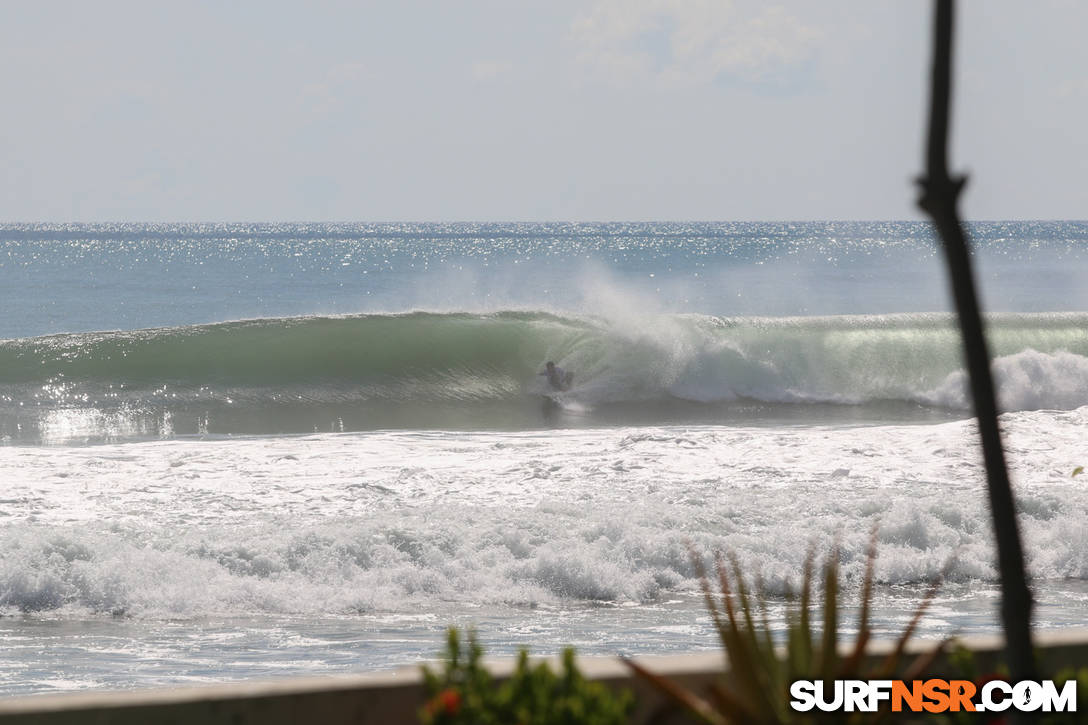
[1,630,1085,724]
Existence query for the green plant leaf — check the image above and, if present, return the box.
[629,538,949,725]
[819,545,840,677]
[421,627,632,725]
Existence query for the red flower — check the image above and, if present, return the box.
[427,688,462,717]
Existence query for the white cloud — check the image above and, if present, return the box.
[570,0,822,89]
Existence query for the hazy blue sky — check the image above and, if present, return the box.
[3,1,1087,221]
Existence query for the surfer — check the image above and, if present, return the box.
[540,361,573,392]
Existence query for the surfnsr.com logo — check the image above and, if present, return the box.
[789,679,1077,714]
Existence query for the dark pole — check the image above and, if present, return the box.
[916,0,1037,685]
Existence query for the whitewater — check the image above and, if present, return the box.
[1,221,1087,695]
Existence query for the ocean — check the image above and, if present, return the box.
[1,221,1086,694]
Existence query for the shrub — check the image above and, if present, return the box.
[420,627,634,725]
[626,535,948,723]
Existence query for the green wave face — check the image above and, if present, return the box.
[0,312,574,386]
[2,310,1088,443]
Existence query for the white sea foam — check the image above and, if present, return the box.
[2,409,1086,619]
[921,348,1088,411]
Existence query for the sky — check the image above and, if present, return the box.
[2,0,1088,222]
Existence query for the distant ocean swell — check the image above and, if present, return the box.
[2,311,1088,441]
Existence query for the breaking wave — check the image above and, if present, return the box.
[2,310,1087,442]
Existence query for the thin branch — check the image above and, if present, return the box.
[916,0,1038,687]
